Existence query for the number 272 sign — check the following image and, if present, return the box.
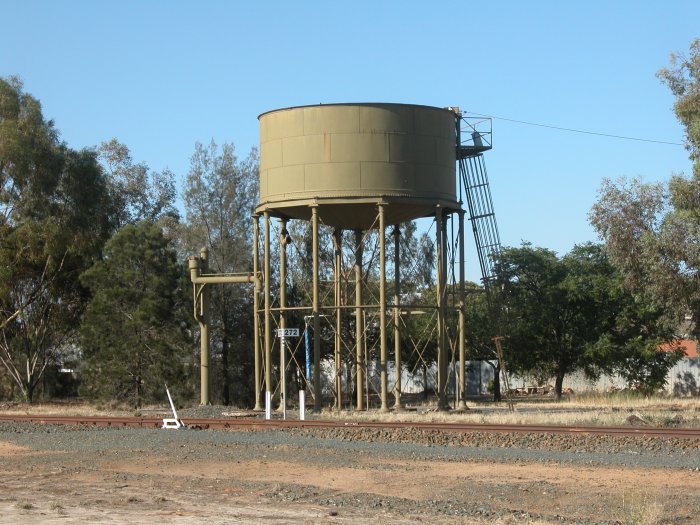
[276,328,299,337]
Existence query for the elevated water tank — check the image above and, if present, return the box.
[257,103,458,230]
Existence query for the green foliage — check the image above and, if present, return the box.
[0,77,113,401]
[79,222,193,407]
[181,141,258,405]
[98,138,178,229]
[591,334,684,393]
[657,38,700,172]
[494,243,676,398]
[591,40,700,336]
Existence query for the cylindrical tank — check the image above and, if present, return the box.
[257,103,458,230]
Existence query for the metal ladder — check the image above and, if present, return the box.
[456,114,514,410]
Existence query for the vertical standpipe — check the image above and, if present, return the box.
[189,248,209,405]
[188,249,261,407]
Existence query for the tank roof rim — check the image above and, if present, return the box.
[257,102,456,120]
[255,196,462,215]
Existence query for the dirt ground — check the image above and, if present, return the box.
[1,426,699,525]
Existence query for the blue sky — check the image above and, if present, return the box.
[2,1,698,281]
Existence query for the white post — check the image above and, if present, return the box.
[281,333,287,420]
[299,390,305,421]
[265,391,271,420]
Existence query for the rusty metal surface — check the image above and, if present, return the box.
[0,414,698,439]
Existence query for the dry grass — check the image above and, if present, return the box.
[619,491,665,525]
[2,394,699,428]
[0,401,133,417]
[322,393,700,427]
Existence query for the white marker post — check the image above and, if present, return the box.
[280,330,287,421]
[299,390,305,421]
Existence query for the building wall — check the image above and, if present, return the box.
[319,357,700,402]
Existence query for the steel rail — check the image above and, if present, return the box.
[0,415,699,439]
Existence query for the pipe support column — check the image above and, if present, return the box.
[199,248,210,405]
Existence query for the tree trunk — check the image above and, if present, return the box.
[26,383,34,403]
[136,373,142,409]
[554,370,565,400]
[493,364,502,402]
[222,334,230,406]
[484,361,502,402]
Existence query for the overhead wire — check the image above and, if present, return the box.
[465,111,684,146]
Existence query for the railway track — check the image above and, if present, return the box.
[1,414,699,439]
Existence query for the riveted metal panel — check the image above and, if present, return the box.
[410,135,437,163]
[415,164,452,194]
[359,105,411,133]
[305,162,361,191]
[261,108,304,142]
[415,108,454,139]
[271,164,304,195]
[303,105,360,135]
[360,162,414,191]
[436,136,457,167]
[260,139,282,170]
[389,134,412,163]
[282,134,330,166]
[331,133,389,163]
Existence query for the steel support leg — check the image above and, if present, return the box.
[436,208,448,410]
[333,229,342,410]
[312,206,321,412]
[253,216,262,411]
[264,212,272,402]
[379,203,389,412]
[393,225,402,410]
[458,210,468,410]
[354,229,364,411]
[279,218,288,411]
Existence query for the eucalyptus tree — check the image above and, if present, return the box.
[494,243,679,398]
[0,77,113,401]
[590,39,700,336]
[97,138,178,230]
[181,141,259,405]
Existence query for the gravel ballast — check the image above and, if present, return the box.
[1,416,699,524]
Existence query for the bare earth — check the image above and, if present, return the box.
[1,427,698,525]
